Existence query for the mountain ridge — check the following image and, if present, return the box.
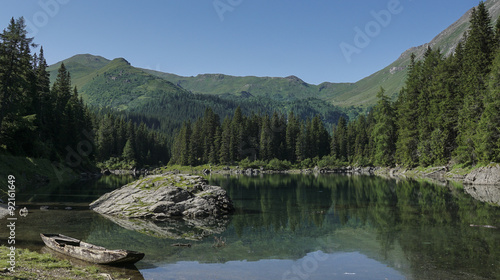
[47,0,500,110]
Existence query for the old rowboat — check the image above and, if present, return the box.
[40,233,145,265]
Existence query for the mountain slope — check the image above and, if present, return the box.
[144,0,500,108]
[47,54,349,132]
[47,54,110,88]
[327,0,500,106]
[48,55,191,110]
[47,0,500,114]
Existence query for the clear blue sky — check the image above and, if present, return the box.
[0,0,479,84]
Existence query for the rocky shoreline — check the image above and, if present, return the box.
[373,164,500,186]
[137,164,500,186]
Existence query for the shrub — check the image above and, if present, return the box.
[266,158,292,170]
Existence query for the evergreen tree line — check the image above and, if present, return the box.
[332,2,500,167]
[126,92,348,141]
[0,17,93,160]
[170,2,500,168]
[0,17,168,169]
[169,107,331,166]
[93,111,169,167]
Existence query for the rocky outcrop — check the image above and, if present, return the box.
[89,174,235,220]
[463,165,500,185]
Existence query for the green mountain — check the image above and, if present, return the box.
[47,54,348,133]
[145,0,500,108]
[47,0,500,116]
[47,55,191,110]
[143,70,352,102]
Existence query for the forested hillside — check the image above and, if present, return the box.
[175,2,500,168]
[47,54,350,137]
[0,17,168,171]
[2,1,499,173]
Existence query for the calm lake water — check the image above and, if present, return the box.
[2,174,499,280]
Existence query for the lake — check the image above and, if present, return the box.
[3,173,499,279]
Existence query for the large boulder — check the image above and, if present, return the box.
[463,164,500,185]
[89,174,235,220]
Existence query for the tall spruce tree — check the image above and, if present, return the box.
[285,111,300,162]
[219,116,231,164]
[371,88,396,166]
[417,47,443,166]
[0,17,37,154]
[456,1,494,164]
[395,54,421,167]
[475,48,500,162]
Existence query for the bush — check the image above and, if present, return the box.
[239,158,267,169]
[97,157,136,170]
[300,158,313,169]
[266,158,292,170]
[317,155,337,168]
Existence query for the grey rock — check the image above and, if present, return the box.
[0,204,9,219]
[89,174,235,220]
[464,165,500,185]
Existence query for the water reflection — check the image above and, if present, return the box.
[140,251,407,280]
[99,214,230,240]
[207,174,500,279]
[4,174,499,279]
[18,174,137,203]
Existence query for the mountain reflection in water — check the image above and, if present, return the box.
[5,173,499,280]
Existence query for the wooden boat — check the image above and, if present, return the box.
[40,233,145,265]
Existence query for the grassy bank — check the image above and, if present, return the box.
[0,155,80,200]
[0,246,128,280]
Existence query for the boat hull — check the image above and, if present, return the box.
[40,233,145,265]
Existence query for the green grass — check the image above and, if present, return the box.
[0,246,126,280]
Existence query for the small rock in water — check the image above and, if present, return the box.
[65,207,72,210]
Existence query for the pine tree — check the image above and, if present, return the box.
[475,49,500,162]
[34,46,53,156]
[0,17,37,154]
[230,106,244,161]
[371,88,396,166]
[202,107,220,163]
[180,120,193,165]
[456,1,494,164]
[190,117,204,165]
[270,111,286,159]
[122,138,136,161]
[259,114,273,161]
[95,114,116,161]
[352,115,369,165]
[209,126,222,164]
[331,116,348,162]
[395,54,420,167]
[52,62,72,111]
[285,111,300,162]
[219,116,231,164]
[417,47,442,166]
[310,115,330,158]
[295,122,307,162]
